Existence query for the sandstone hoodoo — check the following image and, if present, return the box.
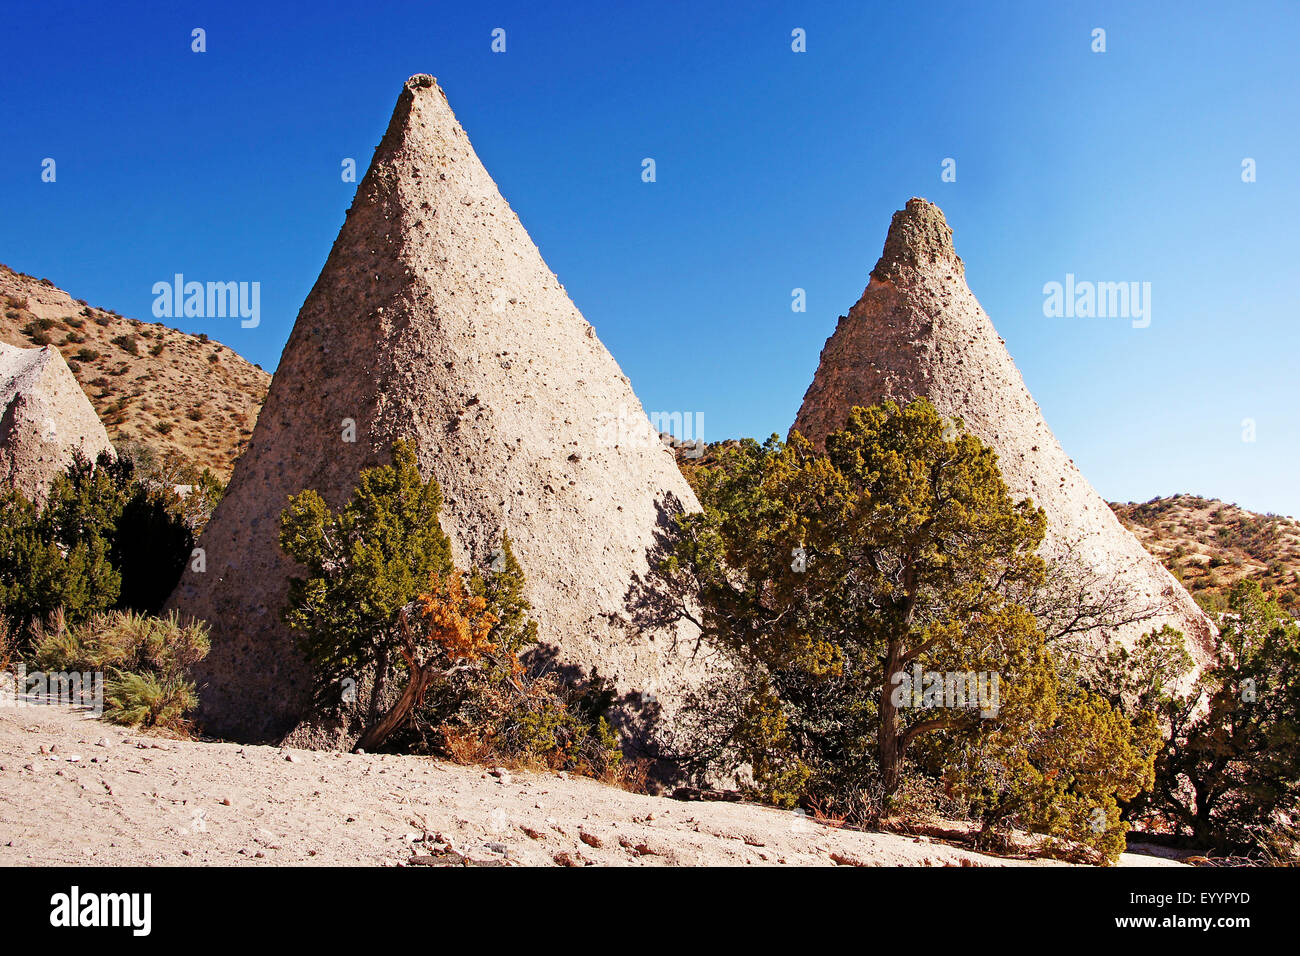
[168,75,710,748]
[0,342,114,504]
[792,198,1214,659]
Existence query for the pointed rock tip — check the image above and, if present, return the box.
[870,197,963,284]
[405,73,442,93]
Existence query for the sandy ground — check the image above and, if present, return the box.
[0,704,1185,867]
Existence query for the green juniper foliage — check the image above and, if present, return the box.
[665,399,1157,862]
[279,439,454,686]
[1151,582,1300,853]
[0,451,196,635]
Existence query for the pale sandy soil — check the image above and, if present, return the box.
[0,704,1184,868]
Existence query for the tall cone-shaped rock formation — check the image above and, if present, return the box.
[1,342,114,504]
[169,76,709,747]
[793,199,1213,660]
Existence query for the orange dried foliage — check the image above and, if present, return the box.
[413,573,498,664]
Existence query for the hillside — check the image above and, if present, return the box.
[0,264,269,479]
[1110,495,1300,616]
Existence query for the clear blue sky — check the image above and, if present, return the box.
[2,1,1297,515]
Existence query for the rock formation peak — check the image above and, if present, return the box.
[870,197,964,286]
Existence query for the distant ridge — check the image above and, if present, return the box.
[0,264,269,479]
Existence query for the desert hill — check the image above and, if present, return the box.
[1111,495,1300,616]
[0,264,269,479]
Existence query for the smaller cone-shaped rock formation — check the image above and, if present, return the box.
[1,343,115,504]
[792,199,1214,660]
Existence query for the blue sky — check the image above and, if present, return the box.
[2,1,1297,515]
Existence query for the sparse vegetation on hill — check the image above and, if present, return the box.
[0,264,269,479]
[1110,495,1300,616]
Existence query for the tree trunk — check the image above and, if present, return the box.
[1191,780,1216,848]
[355,663,434,752]
[878,642,904,801]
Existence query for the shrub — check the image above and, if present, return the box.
[110,334,139,355]
[1150,582,1300,857]
[74,347,99,363]
[20,322,50,345]
[31,609,209,731]
[279,441,622,774]
[0,467,120,632]
[279,439,453,686]
[105,671,198,729]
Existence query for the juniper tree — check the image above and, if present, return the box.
[0,451,194,633]
[1153,581,1300,852]
[280,452,617,766]
[666,400,1157,859]
[278,439,454,687]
